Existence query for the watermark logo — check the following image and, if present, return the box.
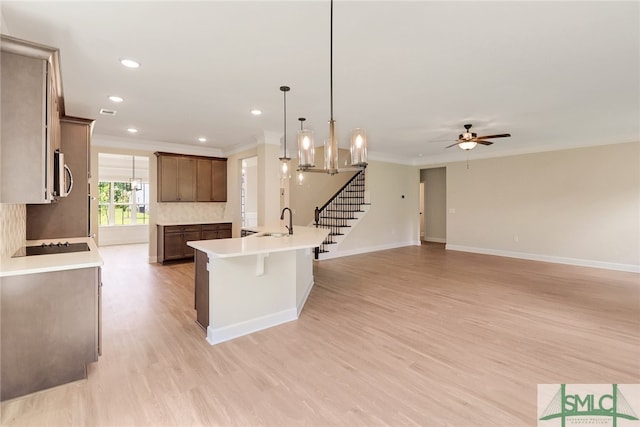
[538,384,640,427]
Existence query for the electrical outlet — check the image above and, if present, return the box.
[448,208,456,214]
[513,234,519,242]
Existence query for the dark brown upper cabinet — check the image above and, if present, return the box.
[156,152,227,203]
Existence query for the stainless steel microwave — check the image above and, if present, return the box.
[53,149,73,197]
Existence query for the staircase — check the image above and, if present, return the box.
[314,170,370,260]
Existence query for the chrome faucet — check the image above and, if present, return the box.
[280,207,293,235]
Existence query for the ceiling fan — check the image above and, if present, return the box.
[447,124,511,150]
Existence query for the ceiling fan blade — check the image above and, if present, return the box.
[476,133,511,140]
[476,140,493,146]
[445,142,460,148]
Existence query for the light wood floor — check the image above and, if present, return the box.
[1,243,638,426]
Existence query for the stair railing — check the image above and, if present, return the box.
[314,169,366,258]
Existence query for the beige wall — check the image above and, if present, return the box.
[336,160,421,255]
[257,133,283,228]
[226,147,258,236]
[446,142,640,271]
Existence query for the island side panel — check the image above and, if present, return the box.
[295,248,315,315]
[207,251,297,345]
[194,249,209,329]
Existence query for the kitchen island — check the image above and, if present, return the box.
[187,226,329,345]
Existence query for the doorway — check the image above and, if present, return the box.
[420,167,446,243]
[241,156,258,228]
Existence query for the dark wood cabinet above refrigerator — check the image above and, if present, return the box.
[26,117,94,240]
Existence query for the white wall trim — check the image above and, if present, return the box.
[318,240,421,261]
[445,244,640,274]
[92,134,225,157]
[297,278,314,317]
[148,256,158,264]
[206,308,298,345]
[425,237,446,243]
[98,225,149,246]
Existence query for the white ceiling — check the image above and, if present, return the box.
[2,1,638,165]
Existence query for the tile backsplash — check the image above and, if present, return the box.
[156,202,226,224]
[0,203,26,257]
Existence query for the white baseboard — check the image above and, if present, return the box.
[424,237,446,243]
[445,244,640,273]
[206,308,298,345]
[318,240,421,260]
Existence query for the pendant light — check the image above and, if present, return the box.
[130,156,142,191]
[279,85,291,179]
[297,0,367,175]
[297,117,314,169]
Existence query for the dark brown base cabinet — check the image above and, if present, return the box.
[1,267,101,401]
[157,223,232,264]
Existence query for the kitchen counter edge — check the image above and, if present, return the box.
[0,237,104,277]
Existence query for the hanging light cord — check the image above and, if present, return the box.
[283,89,287,157]
[280,85,290,159]
[330,0,334,121]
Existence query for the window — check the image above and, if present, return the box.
[98,154,150,226]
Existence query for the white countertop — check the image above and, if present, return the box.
[0,237,104,277]
[187,226,329,259]
[156,220,231,226]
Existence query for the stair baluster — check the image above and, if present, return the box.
[314,170,368,259]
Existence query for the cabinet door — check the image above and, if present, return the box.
[212,159,227,202]
[26,118,92,239]
[0,51,52,203]
[159,156,179,202]
[163,232,185,260]
[196,159,212,202]
[181,230,201,258]
[218,227,232,239]
[201,230,218,240]
[177,157,196,202]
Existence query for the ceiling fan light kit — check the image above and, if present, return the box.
[447,124,511,151]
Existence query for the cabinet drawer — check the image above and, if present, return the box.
[164,225,201,234]
[201,223,231,232]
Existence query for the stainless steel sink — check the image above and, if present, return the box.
[257,232,289,238]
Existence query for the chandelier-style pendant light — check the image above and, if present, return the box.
[279,85,291,179]
[297,0,367,175]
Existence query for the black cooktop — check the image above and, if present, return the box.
[18,242,91,257]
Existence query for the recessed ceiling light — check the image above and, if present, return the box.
[250,109,262,116]
[109,95,124,103]
[127,128,138,134]
[198,137,207,143]
[120,58,140,69]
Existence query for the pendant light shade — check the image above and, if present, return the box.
[279,85,291,179]
[324,120,339,174]
[297,117,315,169]
[130,155,142,191]
[350,128,367,166]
